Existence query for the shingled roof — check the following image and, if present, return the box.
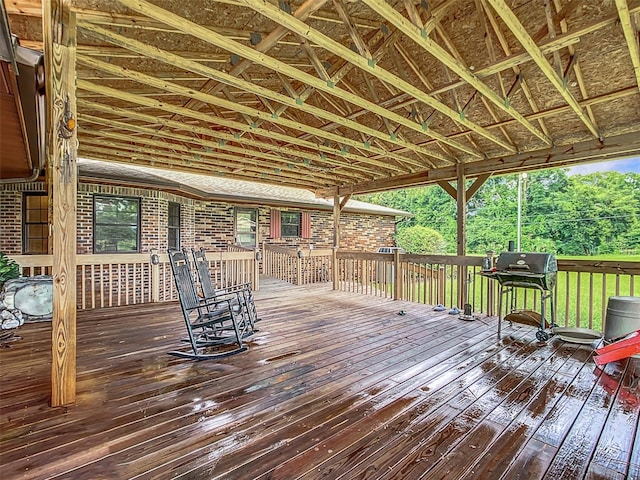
[78,158,412,217]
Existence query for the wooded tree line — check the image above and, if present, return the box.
[359,169,640,256]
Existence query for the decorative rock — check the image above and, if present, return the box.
[1,308,23,330]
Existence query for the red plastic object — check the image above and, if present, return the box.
[594,329,640,366]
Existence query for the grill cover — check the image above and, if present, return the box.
[493,252,557,290]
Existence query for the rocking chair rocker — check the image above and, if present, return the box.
[167,248,247,360]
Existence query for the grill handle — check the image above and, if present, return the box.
[507,264,531,270]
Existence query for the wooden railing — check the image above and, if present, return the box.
[9,249,257,311]
[262,244,333,286]
[10,249,639,331]
[334,251,640,331]
[335,251,491,312]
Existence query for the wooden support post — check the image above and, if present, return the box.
[456,163,467,308]
[44,1,78,407]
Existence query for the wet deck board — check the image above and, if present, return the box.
[1,278,638,479]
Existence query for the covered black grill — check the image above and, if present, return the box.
[493,252,557,291]
[482,252,557,341]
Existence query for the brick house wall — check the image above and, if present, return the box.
[0,181,398,255]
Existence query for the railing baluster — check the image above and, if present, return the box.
[588,273,594,329]
[564,271,570,327]
[575,272,581,328]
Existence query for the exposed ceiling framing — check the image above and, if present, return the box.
[5,0,640,195]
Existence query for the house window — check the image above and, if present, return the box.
[23,192,49,254]
[168,202,180,250]
[94,195,140,253]
[281,211,301,238]
[235,208,257,247]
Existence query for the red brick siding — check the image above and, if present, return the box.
[1,182,397,254]
[193,201,235,251]
[0,182,48,254]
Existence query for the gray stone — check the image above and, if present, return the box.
[1,275,52,322]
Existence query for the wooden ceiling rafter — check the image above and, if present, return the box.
[551,0,598,130]
[78,80,398,181]
[75,57,417,175]
[486,0,600,139]
[419,86,639,146]
[295,26,426,153]
[78,20,455,168]
[141,0,332,164]
[543,0,565,79]
[429,11,518,150]
[615,0,640,91]
[113,0,482,161]
[79,135,334,187]
[80,114,350,184]
[319,130,640,197]
[236,0,514,153]
[362,0,552,147]
[79,147,325,190]
[78,99,383,179]
[5,0,640,193]
[478,0,551,137]
[330,0,427,155]
[390,1,476,161]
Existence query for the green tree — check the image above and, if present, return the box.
[359,169,639,257]
[395,225,447,254]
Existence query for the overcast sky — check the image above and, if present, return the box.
[568,157,640,175]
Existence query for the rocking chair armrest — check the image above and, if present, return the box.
[209,291,241,303]
[217,283,252,295]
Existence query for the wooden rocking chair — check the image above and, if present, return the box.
[167,248,247,360]
[191,247,260,334]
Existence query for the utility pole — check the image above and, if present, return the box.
[517,172,528,251]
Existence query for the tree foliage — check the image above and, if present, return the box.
[395,225,447,254]
[360,169,640,255]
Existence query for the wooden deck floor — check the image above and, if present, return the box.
[1,278,639,480]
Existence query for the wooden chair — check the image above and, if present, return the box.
[191,247,260,334]
[167,248,247,360]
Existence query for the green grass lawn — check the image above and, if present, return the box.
[346,255,638,333]
[558,254,640,262]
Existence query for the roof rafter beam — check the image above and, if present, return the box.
[79,149,323,189]
[332,0,372,57]
[485,0,600,139]
[552,0,598,130]
[615,0,640,91]
[76,56,422,172]
[79,60,393,167]
[232,0,511,153]
[113,0,479,159]
[79,100,378,178]
[317,131,640,197]
[362,0,551,146]
[80,136,331,186]
[79,116,347,182]
[78,79,398,174]
[78,21,453,166]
